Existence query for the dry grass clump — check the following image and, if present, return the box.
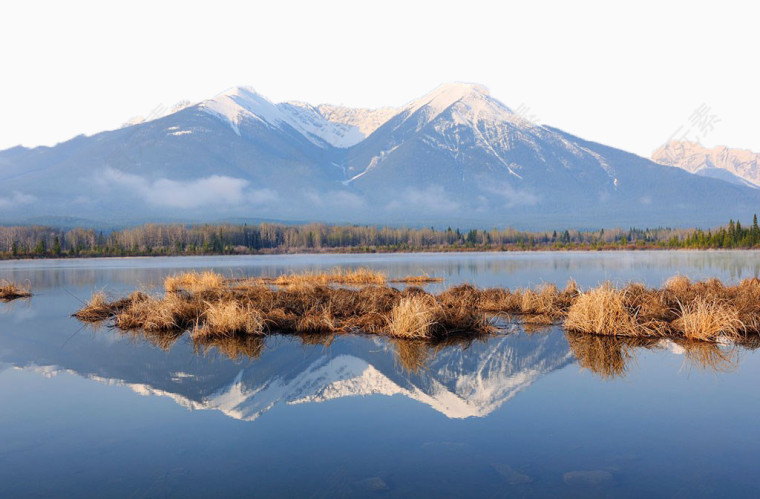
[671,298,744,342]
[734,278,760,333]
[663,275,693,299]
[477,287,512,313]
[0,279,31,301]
[519,283,559,317]
[476,280,576,322]
[115,292,204,332]
[74,291,112,321]
[621,283,673,327]
[387,295,440,339]
[565,278,760,343]
[165,271,225,294]
[296,305,336,334]
[267,268,386,287]
[75,290,147,322]
[565,284,643,337]
[193,300,265,338]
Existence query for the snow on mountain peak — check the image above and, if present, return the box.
[652,140,760,188]
[397,81,533,133]
[405,82,492,117]
[201,87,396,148]
[201,86,284,136]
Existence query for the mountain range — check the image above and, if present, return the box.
[652,141,760,189]
[2,83,759,229]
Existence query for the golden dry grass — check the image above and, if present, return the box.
[266,267,386,287]
[115,292,204,332]
[75,290,148,322]
[73,272,760,348]
[519,283,559,317]
[193,300,265,338]
[164,271,225,294]
[477,287,511,312]
[564,284,643,337]
[74,291,111,321]
[671,298,744,342]
[0,279,31,301]
[387,295,439,339]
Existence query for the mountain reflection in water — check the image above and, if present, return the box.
[2,313,577,421]
[3,308,757,424]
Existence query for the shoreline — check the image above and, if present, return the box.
[2,245,760,263]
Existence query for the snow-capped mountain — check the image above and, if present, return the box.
[1,83,759,228]
[199,87,396,149]
[0,323,574,422]
[652,141,760,189]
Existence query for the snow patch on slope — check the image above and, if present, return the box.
[201,87,397,148]
[317,105,399,137]
[277,102,366,148]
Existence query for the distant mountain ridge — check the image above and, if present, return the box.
[652,141,760,189]
[1,83,759,229]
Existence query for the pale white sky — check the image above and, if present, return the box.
[1,0,757,157]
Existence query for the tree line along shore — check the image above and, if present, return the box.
[1,216,760,259]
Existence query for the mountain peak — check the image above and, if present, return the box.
[435,81,491,97]
[652,140,760,187]
[201,86,283,135]
[221,85,262,98]
[405,82,491,116]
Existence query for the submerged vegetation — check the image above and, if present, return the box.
[3,215,760,259]
[75,271,760,355]
[0,279,31,301]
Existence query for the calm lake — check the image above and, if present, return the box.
[2,251,760,498]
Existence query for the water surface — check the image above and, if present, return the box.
[1,251,759,497]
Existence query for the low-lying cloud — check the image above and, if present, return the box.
[305,189,365,210]
[386,185,461,214]
[100,167,275,209]
[481,182,539,208]
[0,191,36,208]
